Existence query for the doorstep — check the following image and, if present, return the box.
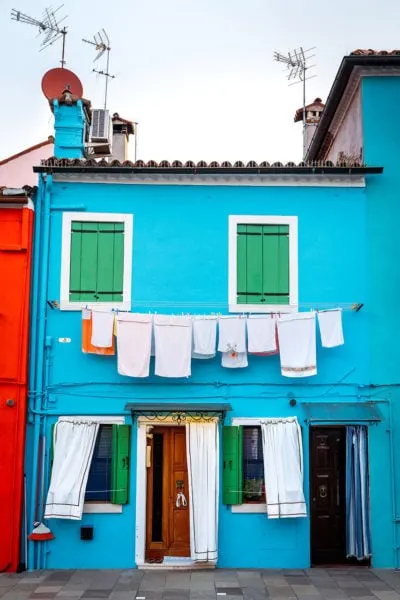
[137,560,216,570]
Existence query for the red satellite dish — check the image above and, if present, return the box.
[41,68,83,100]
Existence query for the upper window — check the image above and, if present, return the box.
[228,215,298,313]
[60,212,133,311]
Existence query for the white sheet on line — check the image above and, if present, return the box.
[318,309,344,348]
[117,313,152,377]
[90,310,114,348]
[247,315,277,353]
[260,417,307,518]
[277,312,317,377]
[154,315,192,377]
[192,316,217,359]
[44,418,99,520]
[217,316,246,353]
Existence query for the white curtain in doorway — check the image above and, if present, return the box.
[260,417,307,518]
[186,421,219,562]
[44,418,99,520]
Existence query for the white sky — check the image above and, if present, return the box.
[0,0,399,163]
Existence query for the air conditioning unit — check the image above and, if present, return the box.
[88,109,112,156]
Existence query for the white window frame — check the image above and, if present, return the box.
[78,415,125,514]
[228,215,298,313]
[231,417,267,514]
[60,212,133,311]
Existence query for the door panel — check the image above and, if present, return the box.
[146,427,190,562]
[310,427,346,565]
[168,428,190,556]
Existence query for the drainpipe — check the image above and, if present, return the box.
[27,174,52,571]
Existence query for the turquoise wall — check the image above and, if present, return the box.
[363,76,400,569]
[27,174,396,569]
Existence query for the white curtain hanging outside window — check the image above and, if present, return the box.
[260,417,307,519]
[186,421,219,562]
[44,418,99,520]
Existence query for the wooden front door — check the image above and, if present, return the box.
[145,426,190,562]
[310,426,347,565]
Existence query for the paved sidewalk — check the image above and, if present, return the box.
[1,568,400,600]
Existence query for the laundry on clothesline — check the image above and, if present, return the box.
[116,313,152,378]
[277,312,317,378]
[154,315,192,378]
[91,310,114,348]
[81,309,115,356]
[80,308,346,378]
[318,308,344,348]
[247,314,278,355]
[192,316,217,359]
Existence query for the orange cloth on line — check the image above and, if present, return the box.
[82,310,115,355]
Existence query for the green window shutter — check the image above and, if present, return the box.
[111,424,131,505]
[69,221,125,302]
[262,224,289,304]
[236,223,290,305]
[222,426,243,505]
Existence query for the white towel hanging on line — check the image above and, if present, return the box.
[154,315,192,378]
[192,316,217,359]
[247,315,277,354]
[116,313,152,378]
[277,312,317,378]
[90,310,114,348]
[318,309,344,348]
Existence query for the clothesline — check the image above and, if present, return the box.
[100,301,363,313]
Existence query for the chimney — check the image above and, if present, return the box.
[51,90,90,159]
[294,97,324,157]
[112,114,135,162]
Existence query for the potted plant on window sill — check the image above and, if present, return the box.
[243,478,265,503]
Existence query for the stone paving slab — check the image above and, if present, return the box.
[2,570,400,600]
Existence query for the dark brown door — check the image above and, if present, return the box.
[146,427,190,562]
[310,427,347,565]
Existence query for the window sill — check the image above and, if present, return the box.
[60,301,131,312]
[83,503,123,514]
[231,503,267,514]
[228,303,297,314]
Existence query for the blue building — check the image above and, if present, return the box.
[26,50,400,571]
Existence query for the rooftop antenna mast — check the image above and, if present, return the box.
[273,46,316,160]
[11,5,68,67]
[82,29,115,109]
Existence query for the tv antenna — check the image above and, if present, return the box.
[273,46,316,159]
[11,5,68,68]
[82,29,115,109]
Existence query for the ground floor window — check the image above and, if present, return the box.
[243,426,265,503]
[85,425,113,502]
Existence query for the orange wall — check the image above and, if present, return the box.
[0,203,34,572]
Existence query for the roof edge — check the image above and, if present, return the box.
[307,54,400,161]
[0,138,54,166]
[33,165,383,175]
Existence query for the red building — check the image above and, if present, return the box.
[0,187,34,572]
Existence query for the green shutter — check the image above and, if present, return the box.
[222,426,243,505]
[69,221,125,302]
[237,225,248,304]
[236,223,290,304]
[262,225,289,304]
[111,424,130,505]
